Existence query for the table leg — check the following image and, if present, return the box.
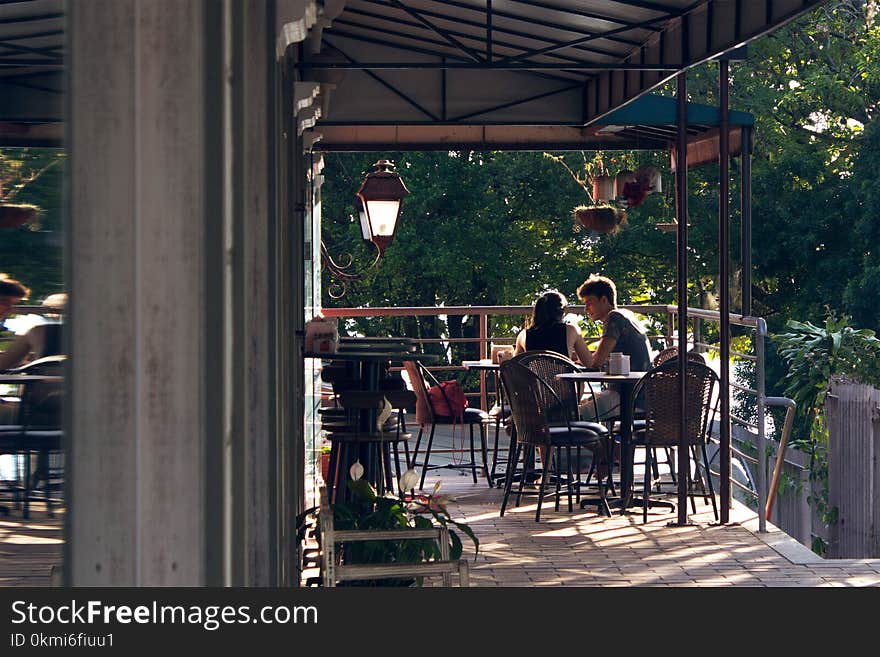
[618,382,633,513]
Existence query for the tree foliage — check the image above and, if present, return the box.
[0,148,65,300]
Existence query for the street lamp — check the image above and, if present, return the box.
[355,159,409,256]
[322,159,409,298]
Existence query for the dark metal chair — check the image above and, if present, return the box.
[630,359,720,523]
[642,348,708,482]
[652,347,706,367]
[509,351,613,495]
[402,360,491,490]
[499,359,611,521]
[0,355,65,518]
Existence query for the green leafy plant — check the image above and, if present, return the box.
[773,311,880,553]
[307,467,479,587]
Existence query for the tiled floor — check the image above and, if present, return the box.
[0,503,63,587]
[4,438,880,587]
[425,470,880,587]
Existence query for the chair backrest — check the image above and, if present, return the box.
[12,355,65,429]
[652,347,706,367]
[633,359,718,447]
[509,350,585,424]
[499,360,557,447]
[402,360,435,425]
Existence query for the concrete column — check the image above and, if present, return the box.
[67,0,282,586]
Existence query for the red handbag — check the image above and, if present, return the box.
[427,380,468,420]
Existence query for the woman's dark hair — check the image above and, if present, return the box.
[529,290,566,328]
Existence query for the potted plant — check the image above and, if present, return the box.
[319,444,332,482]
[573,204,627,235]
[301,466,479,587]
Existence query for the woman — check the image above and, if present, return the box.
[514,290,592,365]
[513,290,593,480]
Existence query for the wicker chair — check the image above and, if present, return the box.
[509,351,613,494]
[630,359,719,523]
[499,359,611,521]
[644,347,708,482]
[652,347,706,367]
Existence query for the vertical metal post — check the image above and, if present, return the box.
[486,0,493,62]
[740,126,752,316]
[719,59,731,523]
[479,311,488,412]
[675,71,689,525]
[755,320,767,533]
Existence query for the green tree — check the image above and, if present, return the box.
[0,148,65,300]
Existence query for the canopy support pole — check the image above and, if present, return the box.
[719,58,731,523]
[675,70,689,526]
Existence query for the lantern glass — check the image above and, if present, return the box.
[365,200,400,236]
[356,199,371,241]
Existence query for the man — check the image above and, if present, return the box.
[576,274,651,420]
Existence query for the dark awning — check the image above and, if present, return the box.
[300,0,820,149]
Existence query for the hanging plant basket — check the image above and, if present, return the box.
[0,203,39,229]
[573,204,627,235]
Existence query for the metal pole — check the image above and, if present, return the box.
[719,59,731,523]
[755,320,767,533]
[479,312,488,412]
[675,71,689,526]
[740,125,752,316]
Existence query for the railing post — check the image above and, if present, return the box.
[479,311,488,412]
[755,320,767,532]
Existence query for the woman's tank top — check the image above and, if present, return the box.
[524,322,568,356]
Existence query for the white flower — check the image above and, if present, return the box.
[399,468,419,491]
[349,460,364,481]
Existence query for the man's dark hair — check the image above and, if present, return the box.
[0,276,29,299]
[529,290,566,328]
[577,274,617,307]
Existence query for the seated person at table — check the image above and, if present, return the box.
[0,293,65,371]
[514,290,593,477]
[514,290,592,365]
[576,274,651,421]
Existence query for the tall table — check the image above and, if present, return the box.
[306,350,439,501]
[462,360,505,486]
[555,370,648,513]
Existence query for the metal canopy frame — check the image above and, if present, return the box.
[0,0,64,145]
[299,0,825,147]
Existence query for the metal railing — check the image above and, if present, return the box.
[321,304,800,533]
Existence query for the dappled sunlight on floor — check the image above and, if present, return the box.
[423,468,880,587]
[0,504,63,586]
